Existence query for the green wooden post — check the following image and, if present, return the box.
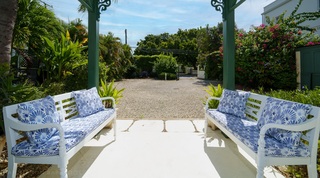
[211,0,245,90]
[88,0,99,88]
[88,1,99,88]
[78,0,111,88]
[223,0,236,90]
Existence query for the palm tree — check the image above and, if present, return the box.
[12,0,64,72]
[100,32,133,80]
[0,0,18,72]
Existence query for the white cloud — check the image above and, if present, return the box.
[100,21,128,27]
[43,0,277,46]
[114,7,169,20]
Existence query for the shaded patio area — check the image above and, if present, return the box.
[39,120,284,178]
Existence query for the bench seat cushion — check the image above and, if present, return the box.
[207,109,310,157]
[12,109,115,157]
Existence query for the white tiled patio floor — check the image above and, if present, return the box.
[39,120,284,178]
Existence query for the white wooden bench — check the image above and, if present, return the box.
[3,89,117,178]
[204,90,320,178]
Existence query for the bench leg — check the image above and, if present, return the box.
[204,118,208,138]
[307,163,317,178]
[58,161,68,178]
[256,162,264,178]
[7,156,17,178]
[113,119,117,140]
[209,122,218,131]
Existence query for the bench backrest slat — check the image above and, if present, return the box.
[245,93,268,121]
[53,92,79,120]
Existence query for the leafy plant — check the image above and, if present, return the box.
[41,31,85,82]
[204,84,223,109]
[98,80,125,108]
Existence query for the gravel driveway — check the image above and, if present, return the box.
[115,77,220,120]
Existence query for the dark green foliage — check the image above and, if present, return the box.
[13,0,63,56]
[196,23,223,80]
[204,51,223,80]
[133,55,158,76]
[130,54,178,79]
[100,33,133,81]
[0,68,44,134]
[63,62,109,92]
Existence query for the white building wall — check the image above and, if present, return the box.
[262,0,320,35]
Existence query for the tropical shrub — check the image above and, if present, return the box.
[153,54,178,79]
[205,51,223,80]
[98,80,125,108]
[41,31,85,82]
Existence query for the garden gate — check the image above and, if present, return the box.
[296,45,320,89]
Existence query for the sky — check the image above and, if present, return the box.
[42,0,276,48]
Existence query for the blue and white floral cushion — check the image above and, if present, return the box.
[12,109,115,157]
[73,87,104,117]
[17,96,59,144]
[257,97,312,147]
[217,89,250,118]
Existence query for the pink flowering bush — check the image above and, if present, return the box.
[235,23,300,90]
[206,0,320,89]
[233,0,320,90]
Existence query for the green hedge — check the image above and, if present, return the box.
[134,55,158,76]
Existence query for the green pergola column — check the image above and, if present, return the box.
[78,0,111,88]
[211,0,245,90]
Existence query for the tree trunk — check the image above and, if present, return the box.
[0,0,18,71]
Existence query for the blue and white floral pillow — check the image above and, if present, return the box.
[258,97,312,146]
[17,96,59,144]
[217,89,250,118]
[72,87,104,117]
